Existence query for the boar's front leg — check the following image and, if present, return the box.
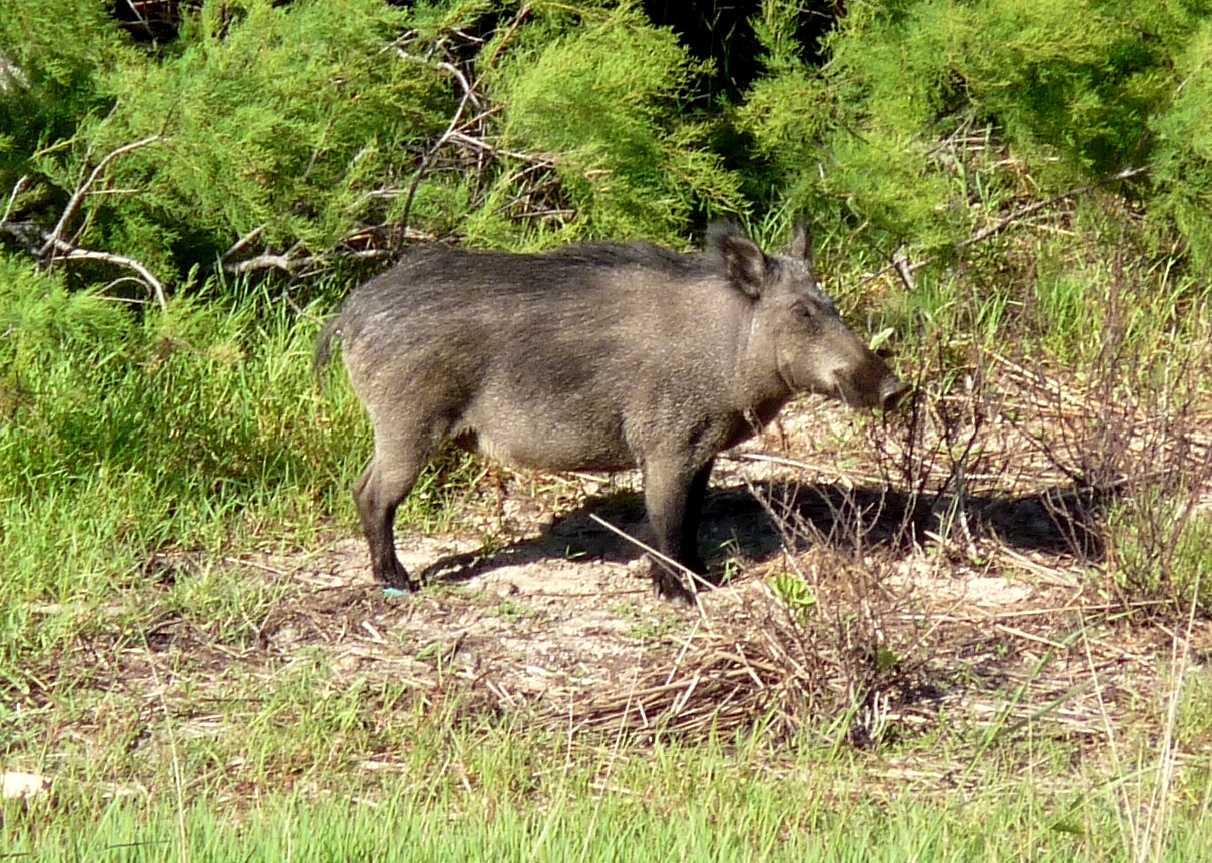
[641,457,713,603]
[681,459,715,572]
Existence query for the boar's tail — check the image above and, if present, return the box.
[313,316,342,380]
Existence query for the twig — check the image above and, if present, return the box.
[892,247,916,291]
[395,49,481,111]
[958,166,1148,251]
[2,175,27,224]
[398,76,477,240]
[446,130,554,166]
[586,513,711,620]
[46,236,167,311]
[39,134,161,259]
[485,4,532,67]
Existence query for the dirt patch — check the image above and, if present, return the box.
[39,390,1210,750]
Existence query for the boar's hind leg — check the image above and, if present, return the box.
[354,427,441,590]
[642,459,712,604]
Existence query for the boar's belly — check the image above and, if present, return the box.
[453,409,635,473]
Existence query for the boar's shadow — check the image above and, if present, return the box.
[413,478,1109,586]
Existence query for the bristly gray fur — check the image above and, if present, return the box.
[317,223,906,602]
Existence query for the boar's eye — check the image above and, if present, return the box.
[793,302,816,320]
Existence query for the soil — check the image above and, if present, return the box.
[48,392,1212,746]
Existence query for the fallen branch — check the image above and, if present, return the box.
[220,225,265,263]
[38,134,162,259]
[2,215,168,311]
[47,236,167,311]
[446,130,554,166]
[223,252,303,276]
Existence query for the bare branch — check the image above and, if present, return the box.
[220,225,266,262]
[446,130,554,166]
[485,4,532,68]
[2,175,28,224]
[39,134,162,259]
[958,166,1148,250]
[398,83,477,239]
[395,48,481,110]
[224,252,302,276]
[47,237,167,312]
[892,248,916,292]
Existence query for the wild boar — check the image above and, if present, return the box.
[316,224,907,601]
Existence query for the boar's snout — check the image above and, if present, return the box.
[829,347,908,411]
[879,375,910,411]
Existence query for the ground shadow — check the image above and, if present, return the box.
[415,478,1109,586]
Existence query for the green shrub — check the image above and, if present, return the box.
[1108,496,1212,615]
[737,0,1212,277]
[481,5,744,247]
[77,0,445,274]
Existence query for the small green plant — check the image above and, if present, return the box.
[768,572,817,624]
[493,598,535,623]
[1108,501,1212,614]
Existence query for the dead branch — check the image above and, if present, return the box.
[395,48,482,111]
[220,225,265,263]
[958,166,1148,251]
[398,76,478,240]
[485,4,532,68]
[38,134,162,259]
[220,247,394,279]
[47,237,167,311]
[1,216,167,310]
[224,252,303,276]
[447,130,554,166]
[2,175,28,224]
[892,247,916,291]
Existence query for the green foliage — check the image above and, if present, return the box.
[1108,497,1212,615]
[0,0,132,177]
[485,5,744,245]
[76,0,444,273]
[768,571,817,624]
[738,0,1212,277]
[1150,19,1212,274]
[0,258,372,658]
[6,0,1212,277]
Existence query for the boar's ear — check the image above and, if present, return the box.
[788,223,814,267]
[708,222,768,298]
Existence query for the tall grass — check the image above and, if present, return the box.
[4,723,1211,862]
[2,259,380,663]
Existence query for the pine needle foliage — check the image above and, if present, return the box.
[482,3,745,245]
[0,0,133,179]
[77,0,446,273]
[738,0,1212,273]
[1150,18,1212,274]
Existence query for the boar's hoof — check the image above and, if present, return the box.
[652,568,694,605]
[648,558,709,606]
[377,561,418,592]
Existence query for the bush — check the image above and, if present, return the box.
[484,5,744,245]
[737,0,1212,277]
